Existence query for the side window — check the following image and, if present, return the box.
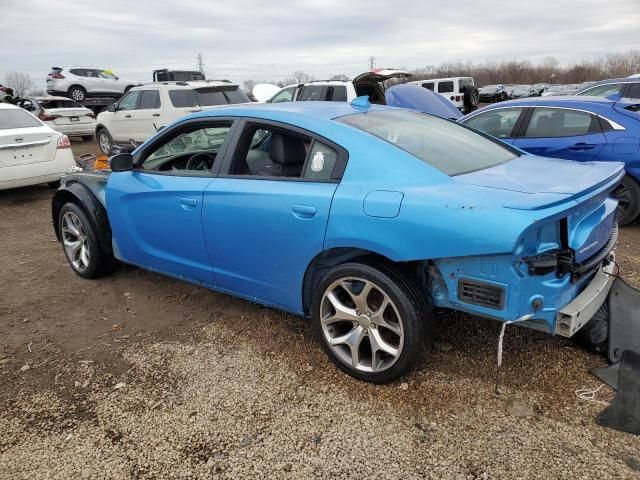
[438,81,454,93]
[302,141,338,180]
[138,90,161,109]
[327,86,347,102]
[270,87,296,103]
[298,85,324,101]
[422,82,435,91]
[169,90,198,108]
[69,69,86,77]
[117,91,141,111]
[141,123,232,173]
[579,83,622,97]
[624,83,640,100]
[464,108,524,139]
[524,108,599,138]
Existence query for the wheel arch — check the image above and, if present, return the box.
[67,84,86,93]
[301,247,431,316]
[52,181,112,255]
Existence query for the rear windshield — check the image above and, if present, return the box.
[39,99,81,109]
[0,109,43,129]
[338,110,519,176]
[219,87,250,104]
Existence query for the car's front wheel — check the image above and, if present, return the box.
[312,261,432,383]
[612,174,640,227]
[97,128,113,155]
[59,202,113,279]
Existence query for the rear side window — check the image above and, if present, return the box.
[138,90,161,109]
[524,108,599,138]
[422,82,434,91]
[438,81,454,93]
[339,109,519,176]
[298,85,324,101]
[464,108,525,139]
[169,90,198,108]
[0,109,42,129]
[625,83,640,100]
[69,69,86,77]
[327,86,347,102]
[302,141,339,180]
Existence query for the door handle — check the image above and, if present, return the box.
[124,114,132,118]
[152,113,160,117]
[567,143,596,150]
[179,197,198,210]
[292,204,317,219]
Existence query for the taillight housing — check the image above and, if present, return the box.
[57,135,71,149]
[49,73,65,79]
[86,112,96,119]
[39,113,60,121]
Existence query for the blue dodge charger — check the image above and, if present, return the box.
[53,100,623,383]
[460,96,640,225]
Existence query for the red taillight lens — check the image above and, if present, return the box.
[455,95,461,101]
[48,73,65,79]
[39,113,60,121]
[57,135,71,149]
[86,112,96,119]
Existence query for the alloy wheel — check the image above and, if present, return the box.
[61,211,90,272]
[320,277,404,373]
[98,132,111,154]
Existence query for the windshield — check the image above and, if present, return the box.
[99,71,118,79]
[338,110,519,176]
[0,109,43,129]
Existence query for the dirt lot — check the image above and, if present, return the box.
[1,139,640,479]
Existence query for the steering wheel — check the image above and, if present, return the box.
[185,152,215,171]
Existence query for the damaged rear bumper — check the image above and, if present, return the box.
[555,253,616,337]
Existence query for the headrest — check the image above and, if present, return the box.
[268,133,307,166]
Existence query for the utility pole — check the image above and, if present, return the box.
[369,56,375,70]
[197,53,205,77]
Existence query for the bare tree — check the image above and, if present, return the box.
[329,74,349,81]
[4,71,34,98]
[291,70,314,83]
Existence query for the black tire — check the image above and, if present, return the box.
[311,260,433,383]
[613,175,640,227]
[47,180,60,189]
[572,301,609,355]
[463,86,480,111]
[81,135,94,142]
[58,202,113,279]
[68,86,86,102]
[96,128,113,155]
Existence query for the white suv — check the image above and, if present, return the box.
[407,77,478,113]
[95,80,250,154]
[267,69,412,104]
[46,67,138,102]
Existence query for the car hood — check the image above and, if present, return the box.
[353,69,412,85]
[456,155,625,206]
[384,84,462,120]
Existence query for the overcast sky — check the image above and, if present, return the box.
[1,0,638,85]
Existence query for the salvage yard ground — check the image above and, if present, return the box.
[1,139,640,479]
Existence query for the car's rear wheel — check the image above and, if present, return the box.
[612,175,640,227]
[68,86,86,102]
[312,261,432,383]
[97,128,113,155]
[59,202,113,279]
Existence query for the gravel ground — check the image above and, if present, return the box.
[1,139,639,479]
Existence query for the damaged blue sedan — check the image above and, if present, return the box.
[52,100,623,383]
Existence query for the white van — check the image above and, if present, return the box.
[407,77,478,113]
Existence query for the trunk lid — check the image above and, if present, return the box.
[44,107,94,126]
[0,126,58,168]
[353,69,412,85]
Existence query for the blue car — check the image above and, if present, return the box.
[52,100,623,383]
[460,96,640,225]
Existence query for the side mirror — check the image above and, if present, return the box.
[109,153,134,172]
[107,103,116,112]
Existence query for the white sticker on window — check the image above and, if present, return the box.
[311,151,325,172]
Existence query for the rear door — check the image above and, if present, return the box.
[201,119,347,312]
[513,107,606,161]
[130,89,162,141]
[461,107,527,144]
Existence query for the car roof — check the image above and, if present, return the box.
[34,96,77,101]
[0,103,20,110]
[134,80,238,89]
[482,96,618,107]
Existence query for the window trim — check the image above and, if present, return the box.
[218,118,348,183]
[132,117,239,178]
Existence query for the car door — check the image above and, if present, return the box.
[201,119,346,312]
[105,119,236,285]
[513,107,606,161]
[109,90,141,143]
[130,89,162,142]
[461,107,526,144]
